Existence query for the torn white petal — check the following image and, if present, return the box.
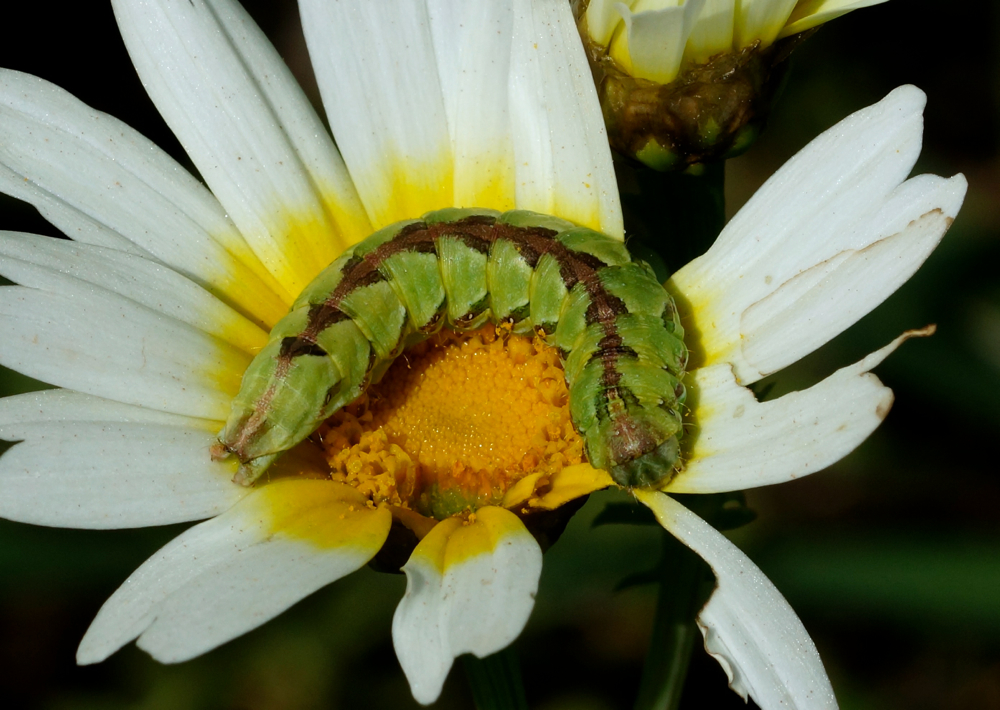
[392,507,542,705]
[670,86,966,383]
[669,328,932,494]
[637,491,838,709]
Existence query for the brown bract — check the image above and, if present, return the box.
[577,11,814,169]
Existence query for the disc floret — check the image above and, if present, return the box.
[320,326,588,520]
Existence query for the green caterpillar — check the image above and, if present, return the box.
[215,208,688,491]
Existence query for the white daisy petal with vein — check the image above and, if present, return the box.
[0,0,964,707]
[585,0,891,85]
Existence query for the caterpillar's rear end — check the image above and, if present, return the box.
[545,238,687,489]
[216,208,687,490]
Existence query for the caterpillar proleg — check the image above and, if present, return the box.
[215,209,688,490]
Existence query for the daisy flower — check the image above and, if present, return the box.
[583,0,890,84]
[578,0,893,168]
[0,0,964,708]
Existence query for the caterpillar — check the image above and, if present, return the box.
[215,208,688,491]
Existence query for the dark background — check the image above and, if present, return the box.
[0,2,997,708]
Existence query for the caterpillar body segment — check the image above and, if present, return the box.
[217,209,688,491]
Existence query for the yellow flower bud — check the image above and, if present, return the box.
[576,0,889,169]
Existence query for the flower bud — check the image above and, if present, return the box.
[576,0,888,170]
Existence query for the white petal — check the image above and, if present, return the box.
[300,0,454,228]
[734,0,799,47]
[77,480,391,664]
[0,69,290,326]
[667,329,931,494]
[393,507,542,705]
[738,175,965,374]
[509,0,623,237]
[0,286,249,420]
[302,0,619,237]
[0,389,212,428]
[670,86,965,383]
[113,0,371,296]
[0,393,244,528]
[428,0,517,211]
[637,491,838,709]
[780,0,889,38]
[610,0,706,84]
[686,0,736,63]
[0,233,267,355]
[585,0,625,46]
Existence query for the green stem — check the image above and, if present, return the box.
[619,154,728,710]
[462,646,529,710]
[632,534,711,710]
[616,159,726,281]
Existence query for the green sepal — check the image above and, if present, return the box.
[582,25,814,171]
[635,138,681,172]
[722,121,760,160]
[418,483,501,520]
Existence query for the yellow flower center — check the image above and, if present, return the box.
[318,326,585,519]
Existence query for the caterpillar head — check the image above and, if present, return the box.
[215,337,344,485]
